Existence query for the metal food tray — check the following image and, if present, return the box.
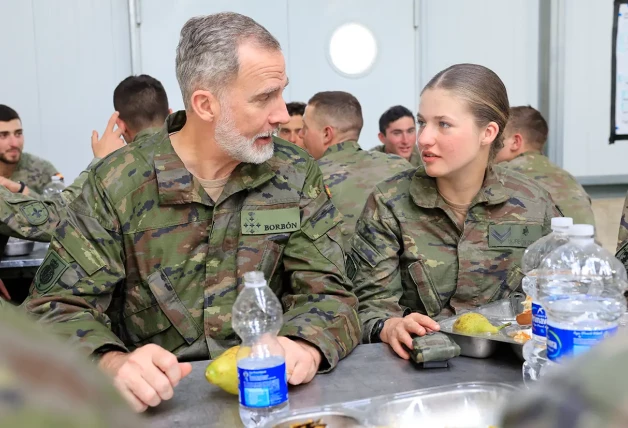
[263,382,518,428]
[439,293,530,359]
[4,238,35,257]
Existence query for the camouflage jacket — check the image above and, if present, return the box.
[371,144,422,167]
[502,151,594,226]
[502,329,628,428]
[318,141,411,250]
[0,304,145,428]
[616,191,628,272]
[0,129,159,242]
[22,111,360,371]
[10,152,60,197]
[350,165,559,343]
[0,186,65,242]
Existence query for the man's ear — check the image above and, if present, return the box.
[190,90,220,123]
[511,133,524,152]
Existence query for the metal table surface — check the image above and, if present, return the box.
[147,342,523,427]
[0,242,48,269]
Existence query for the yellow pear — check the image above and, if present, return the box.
[453,313,511,335]
[205,346,243,395]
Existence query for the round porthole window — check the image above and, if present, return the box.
[328,23,378,78]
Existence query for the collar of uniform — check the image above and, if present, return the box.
[514,150,542,161]
[132,126,162,144]
[322,140,360,157]
[154,111,275,206]
[409,165,509,209]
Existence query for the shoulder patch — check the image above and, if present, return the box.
[19,201,49,226]
[35,251,69,294]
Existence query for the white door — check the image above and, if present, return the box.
[285,0,417,149]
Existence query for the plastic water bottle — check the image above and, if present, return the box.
[539,224,627,367]
[232,271,289,428]
[42,175,65,198]
[521,217,572,384]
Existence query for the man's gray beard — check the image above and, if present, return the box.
[215,104,275,164]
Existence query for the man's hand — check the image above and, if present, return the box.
[92,112,126,159]
[277,336,322,385]
[0,176,29,195]
[380,314,440,360]
[98,344,193,412]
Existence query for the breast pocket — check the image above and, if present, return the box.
[407,260,443,318]
[121,269,203,350]
[237,236,286,293]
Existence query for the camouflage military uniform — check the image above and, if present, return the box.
[502,329,628,428]
[0,186,64,242]
[0,304,145,428]
[350,165,560,343]
[10,152,60,197]
[318,140,410,250]
[21,111,360,371]
[0,128,160,242]
[616,191,628,272]
[371,144,422,167]
[502,151,594,226]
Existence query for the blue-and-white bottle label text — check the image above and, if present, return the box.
[237,362,288,408]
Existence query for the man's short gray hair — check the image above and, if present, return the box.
[176,12,281,110]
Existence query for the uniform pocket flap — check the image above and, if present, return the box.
[147,269,203,345]
[351,233,384,269]
[302,200,340,241]
[408,260,443,318]
[58,226,105,276]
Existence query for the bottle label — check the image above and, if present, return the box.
[546,324,618,362]
[531,301,546,339]
[237,362,288,408]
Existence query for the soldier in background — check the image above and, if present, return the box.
[495,105,594,226]
[0,74,171,244]
[351,64,560,360]
[0,105,61,197]
[371,105,421,167]
[278,101,306,149]
[22,12,359,412]
[300,91,409,250]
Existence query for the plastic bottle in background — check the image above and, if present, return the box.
[42,175,65,198]
[539,224,627,368]
[521,217,573,384]
[232,271,289,428]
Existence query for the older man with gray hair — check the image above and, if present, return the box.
[21,12,360,412]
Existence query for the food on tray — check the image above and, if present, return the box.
[516,296,532,326]
[289,419,327,428]
[508,329,532,344]
[204,345,242,395]
[452,313,511,335]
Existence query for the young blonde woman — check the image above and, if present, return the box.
[350,64,561,359]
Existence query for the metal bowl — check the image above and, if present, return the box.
[263,410,366,428]
[4,238,35,256]
[368,382,517,427]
